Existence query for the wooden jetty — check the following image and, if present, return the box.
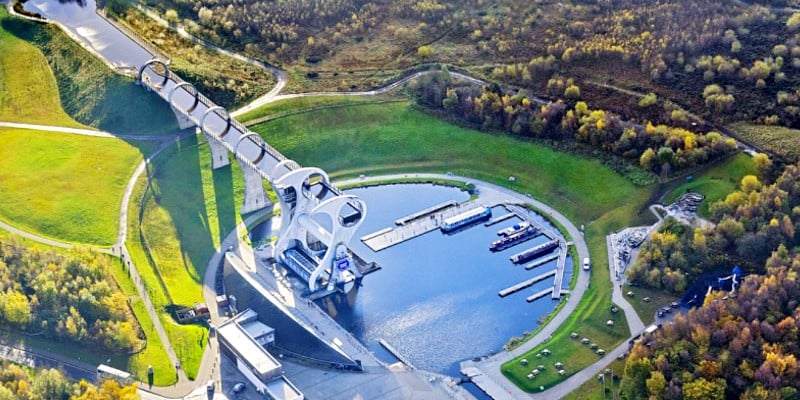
[523,253,559,270]
[527,288,554,302]
[394,200,456,226]
[362,199,496,252]
[484,212,516,227]
[551,242,569,299]
[498,269,556,297]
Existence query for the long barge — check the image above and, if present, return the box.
[510,240,559,264]
[490,225,539,252]
[440,206,492,233]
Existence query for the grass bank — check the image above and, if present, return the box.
[246,101,646,225]
[502,202,654,391]
[662,153,757,216]
[0,9,84,127]
[238,94,398,122]
[1,11,179,135]
[0,128,148,246]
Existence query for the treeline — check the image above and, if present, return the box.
[628,162,800,292]
[410,72,736,181]
[621,248,800,399]
[0,239,143,353]
[143,0,800,130]
[0,362,138,400]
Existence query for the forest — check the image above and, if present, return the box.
[621,162,800,398]
[141,0,800,134]
[0,362,138,400]
[621,249,800,399]
[0,239,143,353]
[409,71,737,182]
[627,162,800,292]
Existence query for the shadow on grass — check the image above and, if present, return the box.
[212,161,237,255]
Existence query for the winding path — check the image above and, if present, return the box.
[0,121,172,141]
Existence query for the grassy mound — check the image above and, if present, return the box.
[0,8,84,127]
[0,128,146,245]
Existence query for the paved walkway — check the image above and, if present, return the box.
[0,121,171,140]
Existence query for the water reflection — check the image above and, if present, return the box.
[56,0,86,7]
[23,0,154,69]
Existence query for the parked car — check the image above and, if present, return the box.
[233,382,246,394]
[583,257,591,270]
[206,380,215,392]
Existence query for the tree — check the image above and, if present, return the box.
[30,369,71,400]
[164,9,179,24]
[741,175,760,193]
[647,370,667,398]
[564,84,581,100]
[638,92,658,108]
[753,153,773,178]
[787,13,800,31]
[417,45,433,58]
[683,378,726,400]
[0,291,31,326]
[197,7,213,25]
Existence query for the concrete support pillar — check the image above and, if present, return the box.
[172,109,196,129]
[238,159,271,215]
[199,128,231,169]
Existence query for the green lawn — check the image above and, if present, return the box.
[562,359,626,400]
[663,153,756,216]
[141,136,247,306]
[247,101,645,225]
[0,8,85,127]
[2,11,179,135]
[729,122,800,163]
[0,128,147,246]
[624,285,680,326]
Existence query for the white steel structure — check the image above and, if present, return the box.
[138,60,366,293]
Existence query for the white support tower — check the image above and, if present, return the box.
[270,162,366,292]
[137,59,369,294]
[197,128,231,169]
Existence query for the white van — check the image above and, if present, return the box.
[583,257,591,270]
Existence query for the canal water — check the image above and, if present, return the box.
[316,183,571,376]
[22,0,154,69]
